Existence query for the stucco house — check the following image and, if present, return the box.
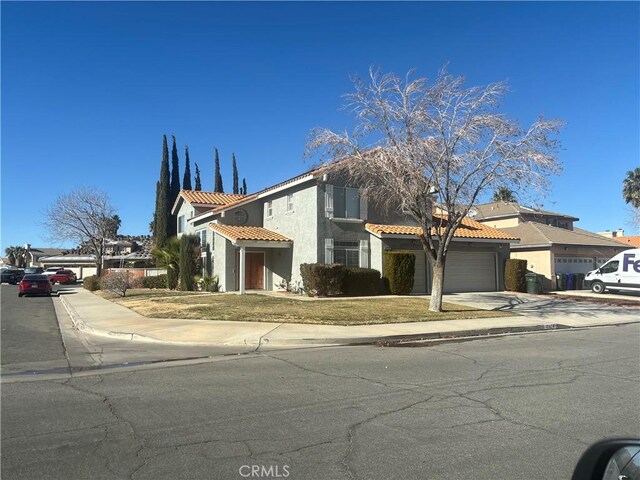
[472,202,628,290]
[173,168,518,294]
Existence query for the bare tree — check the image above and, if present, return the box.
[42,188,117,276]
[308,67,563,312]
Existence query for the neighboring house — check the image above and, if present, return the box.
[175,168,518,294]
[611,236,640,248]
[25,246,67,267]
[596,229,625,238]
[472,202,628,289]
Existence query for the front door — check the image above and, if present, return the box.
[245,252,264,289]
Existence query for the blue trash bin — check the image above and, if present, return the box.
[565,273,575,290]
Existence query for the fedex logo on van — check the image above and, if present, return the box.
[622,253,640,273]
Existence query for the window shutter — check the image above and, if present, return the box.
[325,238,334,264]
[325,184,334,219]
[359,239,369,268]
[359,191,368,220]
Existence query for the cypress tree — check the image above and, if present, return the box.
[154,135,170,247]
[232,153,239,194]
[168,136,181,237]
[214,148,224,193]
[179,234,200,291]
[194,163,202,191]
[242,178,247,195]
[183,145,192,190]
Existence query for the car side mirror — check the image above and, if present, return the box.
[572,439,640,480]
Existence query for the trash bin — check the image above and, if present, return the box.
[525,272,542,294]
[574,273,585,290]
[556,273,566,291]
[566,273,575,290]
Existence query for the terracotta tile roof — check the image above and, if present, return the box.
[610,236,640,248]
[179,190,246,206]
[209,194,259,214]
[209,224,292,243]
[365,215,519,241]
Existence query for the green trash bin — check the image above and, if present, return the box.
[556,273,566,291]
[525,272,542,294]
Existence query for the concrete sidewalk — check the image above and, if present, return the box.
[57,287,640,347]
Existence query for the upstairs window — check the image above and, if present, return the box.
[266,200,273,218]
[197,229,207,247]
[178,215,186,234]
[333,187,360,219]
[286,193,294,213]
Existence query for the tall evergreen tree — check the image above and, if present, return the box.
[242,178,247,195]
[214,148,224,193]
[168,135,181,237]
[232,153,239,194]
[194,163,202,191]
[183,145,192,190]
[153,136,170,247]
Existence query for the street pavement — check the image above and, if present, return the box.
[2,322,639,480]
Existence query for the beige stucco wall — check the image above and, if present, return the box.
[510,249,554,290]
[478,217,520,229]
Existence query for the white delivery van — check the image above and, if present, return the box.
[584,248,640,294]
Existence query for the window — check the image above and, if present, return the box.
[286,193,294,213]
[334,241,359,268]
[266,201,273,218]
[197,229,207,248]
[178,215,186,234]
[600,261,619,274]
[333,187,360,219]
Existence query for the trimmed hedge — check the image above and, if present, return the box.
[344,268,381,296]
[300,264,382,297]
[83,275,101,291]
[504,259,527,292]
[141,274,168,289]
[383,251,416,295]
[300,263,346,297]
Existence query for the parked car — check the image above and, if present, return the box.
[24,267,44,274]
[50,269,77,284]
[18,274,53,297]
[43,267,64,278]
[15,269,25,282]
[1,269,20,285]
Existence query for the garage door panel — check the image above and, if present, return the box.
[555,257,595,274]
[443,252,496,293]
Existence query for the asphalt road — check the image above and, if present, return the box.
[2,318,639,479]
[0,284,66,366]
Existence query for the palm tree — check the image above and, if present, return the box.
[4,246,26,267]
[623,167,640,208]
[151,237,180,289]
[4,246,17,266]
[492,186,517,203]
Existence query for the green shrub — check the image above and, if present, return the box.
[141,274,168,289]
[383,251,416,295]
[179,234,201,291]
[344,268,381,296]
[83,275,101,291]
[198,275,220,292]
[504,259,527,292]
[300,263,346,297]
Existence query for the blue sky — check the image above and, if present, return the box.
[2,1,639,251]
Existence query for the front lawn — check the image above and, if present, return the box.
[102,289,515,326]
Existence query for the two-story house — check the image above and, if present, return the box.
[174,167,518,294]
[472,202,628,289]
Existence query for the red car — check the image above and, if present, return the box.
[18,274,53,297]
[50,269,77,284]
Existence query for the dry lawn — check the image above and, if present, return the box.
[102,289,515,326]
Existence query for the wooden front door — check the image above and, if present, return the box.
[244,252,264,289]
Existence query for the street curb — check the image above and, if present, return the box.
[55,294,640,347]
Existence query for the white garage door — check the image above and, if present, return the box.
[411,251,427,294]
[555,257,595,274]
[443,252,497,293]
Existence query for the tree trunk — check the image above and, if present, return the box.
[429,260,445,312]
[95,259,102,277]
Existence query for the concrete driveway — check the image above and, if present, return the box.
[443,291,640,324]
